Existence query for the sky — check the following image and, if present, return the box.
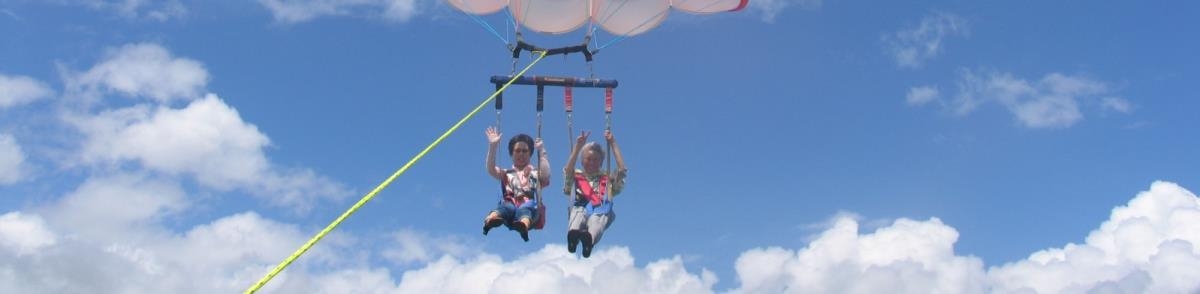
[1,0,1199,293]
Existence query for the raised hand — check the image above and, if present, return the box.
[486,126,502,145]
[534,137,544,151]
[605,130,614,143]
[575,130,591,149]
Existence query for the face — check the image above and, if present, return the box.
[511,142,531,167]
[582,149,602,172]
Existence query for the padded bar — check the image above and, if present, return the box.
[491,75,618,88]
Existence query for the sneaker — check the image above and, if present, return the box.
[580,233,594,258]
[567,230,581,253]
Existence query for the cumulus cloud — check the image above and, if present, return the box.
[383,228,481,265]
[0,212,57,256]
[5,199,718,294]
[885,12,969,69]
[66,43,208,104]
[725,182,1200,293]
[913,69,1128,129]
[258,0,420,24]
[4,180,1200,293]
[0,74,53,109]
[386,245,718,294]
[988,181,1200,293]
[0,133,27,184]
[44,173,188,241]
[56,43,349,212]
[66,93,348,212]
[727,216,988,294]
[71,95,270,187]
[748,0,820,23]
[68,0,188,21]
[0,210,340,294]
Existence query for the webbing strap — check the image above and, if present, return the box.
[605,88,613,201]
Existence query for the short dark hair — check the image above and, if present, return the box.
[507,134,535,157]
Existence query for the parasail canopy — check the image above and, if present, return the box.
[447,0,748,37]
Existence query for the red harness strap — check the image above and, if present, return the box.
[574,172,608,206]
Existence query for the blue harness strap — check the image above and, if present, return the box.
[574,172,614,215]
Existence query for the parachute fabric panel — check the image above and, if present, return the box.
[448,0,508,15]
[448,0,747,37]
[672,0,748,14]
[593,0,670,36]
[511,0,591,34]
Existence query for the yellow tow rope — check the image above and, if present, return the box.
[244,51,548,294]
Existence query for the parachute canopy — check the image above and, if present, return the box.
[447,0,748,37]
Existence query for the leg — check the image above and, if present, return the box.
[566,206,588,253]
[582,211,615,258]
[484,201,516,235]
[513,201,537,242]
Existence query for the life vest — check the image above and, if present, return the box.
[573,172,608,206]
[573,172,613,215]
[501,168,546,230]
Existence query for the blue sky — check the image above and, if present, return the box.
[2,0,1199,293]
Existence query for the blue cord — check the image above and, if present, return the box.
[462,10,508,44]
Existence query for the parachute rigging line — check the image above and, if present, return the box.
[467,11,509,44]
[244,51,549,294]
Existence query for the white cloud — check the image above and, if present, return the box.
[0,210,339,294]
[387,245,718,294]
[45,173,187,241]
[258,0,421,24]
[1102,97,1133,113]
[907,86,939,106]
[5,197,719,294]
[382,0,419,22]
[4,181,1200,293]
[70,0,188,21]
[67,93,348,212]
[54,42,349,212]
[1,9,19,21]
[727,216,988,294]
[988,181,1200,293]
[72,95,270,187]
[67,43,208,104]
[727,181,1200,293]
[930,69,1126,129]
[383,228,481,265]
[0,134,27,184]
[0,74,53,109]
[0,212,57,256]
[885,12,969,69]
[748,0,820,23]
